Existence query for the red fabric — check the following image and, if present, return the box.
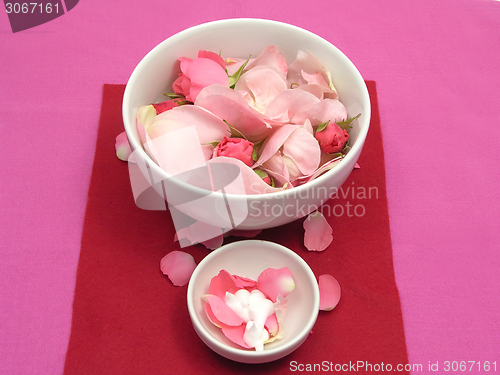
[64,82,409,374]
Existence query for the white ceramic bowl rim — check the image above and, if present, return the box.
[122,18,371,200]
[186,240,320,360]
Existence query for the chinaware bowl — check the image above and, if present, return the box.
[123,18,371,230]
[186,240,320,363]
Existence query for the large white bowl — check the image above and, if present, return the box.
[123,18,370,230]
[187,240,320,363]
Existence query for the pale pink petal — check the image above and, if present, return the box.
[207,157,283,195]
[264,313,279,337]
[281,155,303,182]
[221,324,252,349]
[301,70,330,87]
[296,84,325,99]
[136,104,157,144]
[282,127,321,175]
[197,50,226,69]
[160,251,197,286]
[148,105,228,145]
[301,118,314,135]
[202,294,245,326]
[287,50,338,98]
[265,89,320,124]
[195,85,274,143]
[115,131,132,162]
[201,235,224,250]
[245,45,288,79]
[225,57,255,76]
[262,152,291,187]
[234,67,287,113]
[175,221,224,248]
[257,267,295,303]
[318,274,341,311]
[299,99,348,128]
[254,125,298,167]
[303,211,333,252]
[293,156,343,185]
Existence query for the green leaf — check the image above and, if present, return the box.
[164,93,185,99]
[315,120,330,134]
[252,147,258,162]
[337,113,361,130]
[223,120,247,139]
[228,55,251,88]
[203,141,220,148]
[254,169,268,179]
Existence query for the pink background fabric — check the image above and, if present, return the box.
[1,0,499,374]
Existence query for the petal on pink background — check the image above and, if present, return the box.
[318,274,341,311]
[282,127,321,175]
[303,211,333,251]
[257,267,295,302]
[221,324,252,349]
[202,295,245,326]
[160,251,197,286]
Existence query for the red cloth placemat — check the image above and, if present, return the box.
[64,82,409,374]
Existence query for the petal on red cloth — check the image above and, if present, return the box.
[318,274,341,311]
[303,211,333,251]
[160,251,197,286]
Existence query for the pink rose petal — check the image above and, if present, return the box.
[221,324,252,349]
[208,270,240,300]
[197,50,226,69]
[264,313,279,337]
[318,274,341,311]
[160,251,197,286]
[115,131,132,162]
[253,125,298,168]
[282,127,321,175]
[185,57,229,101]
[257,267,295,303]
[265,88,320,123]
[245,45,288,79]
[202,295,245,326]
[354,163,361,169]
[303,211,333,252]
[300,99,348,128]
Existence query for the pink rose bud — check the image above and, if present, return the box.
[213,137,254,167]
[314,123,349,153]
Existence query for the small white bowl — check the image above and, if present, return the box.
[123,18,370,230]
[187,240,320,363]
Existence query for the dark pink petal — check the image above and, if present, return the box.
[354,163,361,169]
[202,294,245,326]
[115,131,132,162]
[152,100,180,114]
[257,267,295,303]
[160,251,197,286]
[198,50,226,69]
[204,301,225,328]
[209,270,239,300]
[233,275,258,290]
[303,211,333,252]
[221,324,252,349]
[318,274,341,311]
[186,58,229,101]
